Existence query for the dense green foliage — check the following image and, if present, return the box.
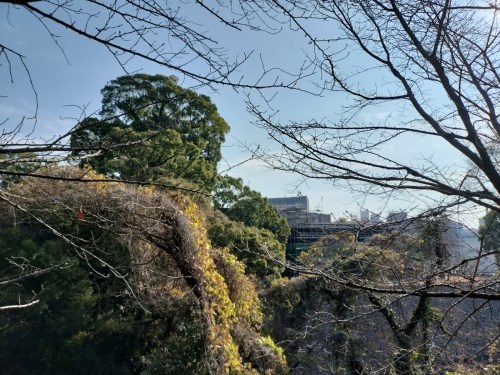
[0,217,211,374]
[69,75,289,281]
[0,172,288,374]
[213,175,290,244]
[208,176,290,281]
[0,226,140,374]
[71,74,229,190]
[208,210,286,281]
[4,253,211,374]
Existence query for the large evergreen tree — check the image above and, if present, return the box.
[71,74,229,190]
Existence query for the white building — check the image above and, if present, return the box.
[360,209,370,222]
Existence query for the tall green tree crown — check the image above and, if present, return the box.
[71,74,229,189]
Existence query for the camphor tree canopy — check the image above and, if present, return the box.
[71,74,229,190]
[0,0,300,182]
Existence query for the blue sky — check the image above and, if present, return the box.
[0,2,483,224]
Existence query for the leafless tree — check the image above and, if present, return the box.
[247,0,500,212]
[239,0,500,284]
[230,1,500,372]
[264,227,499,374]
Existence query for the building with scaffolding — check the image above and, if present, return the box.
[268,196,358,260]
[268,197,498,275]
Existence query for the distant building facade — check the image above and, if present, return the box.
[387,211,408,222]
[269,196,358,259]
[360,209,370,222]
[442,219,497,275]
[269,196,498,275]
[268,196,309,210]
[370,212,382,224]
